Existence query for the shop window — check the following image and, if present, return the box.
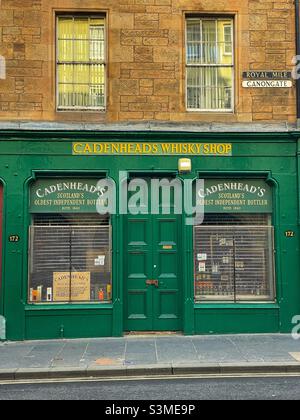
[186,17,234,111]
[29,214,112,304]
[57,15,106,111]
[194,214,275,302]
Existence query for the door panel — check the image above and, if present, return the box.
[158,219,177,245]
[128,219,148,245]
[127,290,148,320]
[156,290,179,319]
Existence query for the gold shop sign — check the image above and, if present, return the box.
[72,142,232,156]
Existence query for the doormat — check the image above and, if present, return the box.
[126,331,181,336]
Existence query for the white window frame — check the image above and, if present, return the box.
[185,17,235,113]
[56,15,107,112]
[223,23,233,56]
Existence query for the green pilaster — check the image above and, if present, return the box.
[181,172,196,335]
[298,138,300,226]
[111,169,123,337]
[0,178,5,317]
[295,138,300,325]
[4,173,27,340]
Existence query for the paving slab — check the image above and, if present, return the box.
[51,341,89,367]
[84,339,126,365]
[22,343,65,368]
[156,337,198,363]
[227,335,299,363]
[191,336,246,363]
[0,345,35,369]
[125,339,157,365]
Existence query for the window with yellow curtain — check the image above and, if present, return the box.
[57,16,106,110]
[186,18,234,112]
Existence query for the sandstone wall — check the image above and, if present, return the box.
[0,0,296,123]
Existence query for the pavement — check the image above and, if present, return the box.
[0,334,300,381]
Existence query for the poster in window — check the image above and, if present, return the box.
[86,250,109,273]
[198,262,206,273]
[53,272,91,302]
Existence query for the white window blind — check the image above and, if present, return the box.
[186,18,234,111]
[57,16,106,111]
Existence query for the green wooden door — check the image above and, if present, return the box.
[124,178,182,332]
[152,214,182,331]
[124,215,154,331]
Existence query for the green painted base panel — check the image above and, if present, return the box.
[24,311,113,340]
[194,309,280,335]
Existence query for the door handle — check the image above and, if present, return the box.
[146,280,153,286]
[146,280,159,287]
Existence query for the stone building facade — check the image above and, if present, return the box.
[0,0,297,124]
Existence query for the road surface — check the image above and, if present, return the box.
[0,376,300,400]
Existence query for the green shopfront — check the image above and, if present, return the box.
[0,129,299,341]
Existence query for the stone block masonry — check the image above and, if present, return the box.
[0,0,296,123]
